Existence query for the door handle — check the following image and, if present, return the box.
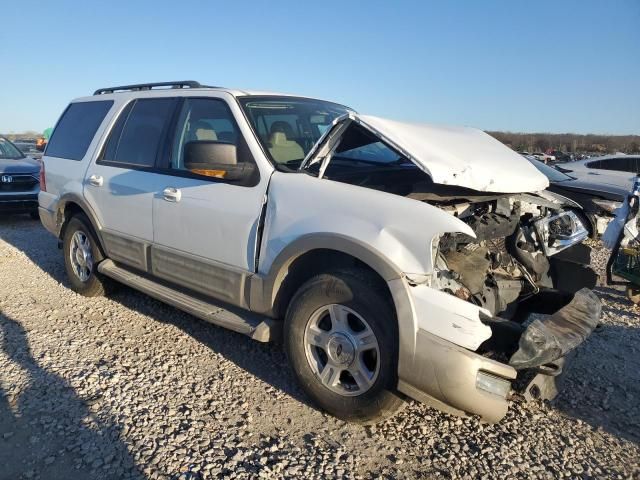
[163,187,181,202]
[88,174,103,187]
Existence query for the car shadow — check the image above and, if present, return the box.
[0,215,314,411]
[551,287,640,445]
[0,311,145,479]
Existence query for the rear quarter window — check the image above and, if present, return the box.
[45,100,113,160]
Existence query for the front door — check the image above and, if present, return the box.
[151,97,269,305]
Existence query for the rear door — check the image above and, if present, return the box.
[83,97,177,271]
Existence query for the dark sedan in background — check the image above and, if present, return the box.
[527,156,626,237]
[0,136,41,219]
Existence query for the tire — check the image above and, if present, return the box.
[62,214,109,297]
[284,268,405,424]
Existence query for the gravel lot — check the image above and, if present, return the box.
[0,215,639,479]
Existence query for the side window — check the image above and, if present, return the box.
[586,160,601,169]
[598,157,634,172]
[169,98,251,172]
[46,101,113,160]
[101,98,175,167]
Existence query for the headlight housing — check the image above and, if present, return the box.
[534,210,589,256]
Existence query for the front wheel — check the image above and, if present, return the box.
[284,269,404,424]
[62,214,108,297]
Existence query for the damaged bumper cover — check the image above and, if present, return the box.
[398,287,601,423]
[509,288,601,369]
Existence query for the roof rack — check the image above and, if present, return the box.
[93,81,212,95]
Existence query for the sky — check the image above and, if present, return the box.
[1,0,639,135]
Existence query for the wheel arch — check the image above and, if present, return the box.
[252,234,411,322]
[56,194,106,255]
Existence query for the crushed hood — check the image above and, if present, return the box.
[304,113,549,194]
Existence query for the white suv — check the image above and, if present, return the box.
[39,81,601,424]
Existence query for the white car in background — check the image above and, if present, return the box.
[38,81,600,424]
[556,154,640,193]
[532,152,556,164]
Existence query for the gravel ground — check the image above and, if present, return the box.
[0,215,639,480]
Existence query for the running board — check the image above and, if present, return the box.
[97,259,280,342]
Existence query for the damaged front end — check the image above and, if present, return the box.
[297,111,601,420]
[432,191,600,403]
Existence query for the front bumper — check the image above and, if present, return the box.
[398,288,601,423]
[0,194,39,213]
[398,329,517,423]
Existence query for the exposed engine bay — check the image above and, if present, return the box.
[301,116,603,407]
[424,190,601,379]
[431,193,590,319]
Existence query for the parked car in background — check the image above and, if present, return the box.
[532,152,555,163]
[0,136,41,218]
[526,156,625,237]
[547,150,571,163]
[556,155,639,194]
[39,81,600,424]
[13,139,43,160]
[556,154,640,183]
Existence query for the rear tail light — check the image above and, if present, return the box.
[39,161,47,192]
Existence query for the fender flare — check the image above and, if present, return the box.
[55,193,106,251]
[250,233,418,369]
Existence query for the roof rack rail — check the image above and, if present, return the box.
[93,81,209,95]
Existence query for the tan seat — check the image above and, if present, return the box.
[268,131,304,163]
[193,121,218,141]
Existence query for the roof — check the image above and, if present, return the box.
[73,80,319,104]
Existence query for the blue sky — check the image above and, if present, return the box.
[1,0,638,134]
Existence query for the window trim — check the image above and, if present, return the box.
[95,95,260,187]
[97,97,178,169]
[235,95,352,172]
[155,96,260,187]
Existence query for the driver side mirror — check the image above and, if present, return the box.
[184,141,255,181]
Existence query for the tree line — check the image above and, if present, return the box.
[486,131,640,154]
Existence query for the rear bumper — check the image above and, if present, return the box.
[38,206,58,235]
[398,288,601,423]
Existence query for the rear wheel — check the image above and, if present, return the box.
[62,214,108,297]
[284,268,404,424]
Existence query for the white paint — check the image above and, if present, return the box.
[408,283,493,350]
[357,115,549,193]
[259,171,476,277]
[305,113,550,193]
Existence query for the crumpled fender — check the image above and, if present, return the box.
[259,171,475,278]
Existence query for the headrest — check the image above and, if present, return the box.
[270,132,288,145]
[193,121,217,141]
[270,121,295,138]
